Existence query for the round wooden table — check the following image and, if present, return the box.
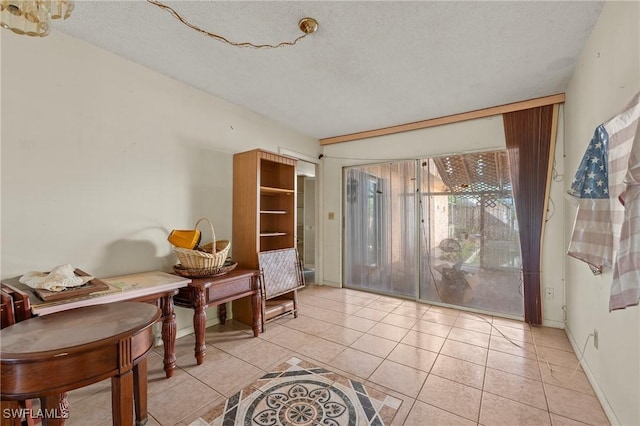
[1,301,161,426]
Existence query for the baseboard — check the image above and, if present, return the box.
[179,316,222,339]
[564,325,620,426]
[175,326,195,341]
[542,318,564,328]
[153,316,222,345]
[318,281,341,288]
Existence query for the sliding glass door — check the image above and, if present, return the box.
[344,161,417,297]
[344,151,524,317]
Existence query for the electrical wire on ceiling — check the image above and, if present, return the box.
[146,0,318,49]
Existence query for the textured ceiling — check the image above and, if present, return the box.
[52,1,604,140]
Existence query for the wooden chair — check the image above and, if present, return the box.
[258,248,305,331]
[1,284,31,323]
[1,285,36,426]
[0,290,16,329]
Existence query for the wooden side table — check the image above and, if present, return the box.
[1,271,190,379]
[173,268,260,365]
[0,302,160,426]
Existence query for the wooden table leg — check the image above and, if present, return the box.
[217,303,227,324]
[40,393,67,426]
[133,357,148,426]
[160,295,177,378]
[193,287,207,365]
[111,370,134,426]
[251,287,261,337]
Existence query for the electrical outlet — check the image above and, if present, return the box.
[545,287,554,300]
[593,329,599,349]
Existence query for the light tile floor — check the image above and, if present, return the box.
[65,285,609,425]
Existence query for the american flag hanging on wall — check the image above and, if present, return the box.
[567,125,612,273]
[567,92,640,310]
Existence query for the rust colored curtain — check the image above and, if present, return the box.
[503,106,554,325]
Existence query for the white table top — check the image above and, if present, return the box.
[31,271,190,316]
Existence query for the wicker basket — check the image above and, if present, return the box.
[173,261,238,278]
[172,218,230,272]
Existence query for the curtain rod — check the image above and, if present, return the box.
[320,93,565,146]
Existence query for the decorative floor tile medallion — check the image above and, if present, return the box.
[189,357,402,426]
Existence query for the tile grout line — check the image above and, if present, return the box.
[531,324,555,425]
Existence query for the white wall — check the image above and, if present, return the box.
[563,2,640,425]
[542,106,567,328]
[0,30,318,336]
[320,114,567,326]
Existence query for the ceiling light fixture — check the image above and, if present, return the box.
[147,0,318,49]
[0,0,73,37]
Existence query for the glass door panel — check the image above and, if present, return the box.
[418,153,524,317]
[343,161,417,297]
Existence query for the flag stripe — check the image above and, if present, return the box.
[608,92,640,310]
[609,288,640,311]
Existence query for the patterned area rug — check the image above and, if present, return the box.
[188,357,402,426]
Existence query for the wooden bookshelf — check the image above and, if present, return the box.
[232,149,297,325]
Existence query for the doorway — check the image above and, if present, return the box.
[296,160,316,284]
